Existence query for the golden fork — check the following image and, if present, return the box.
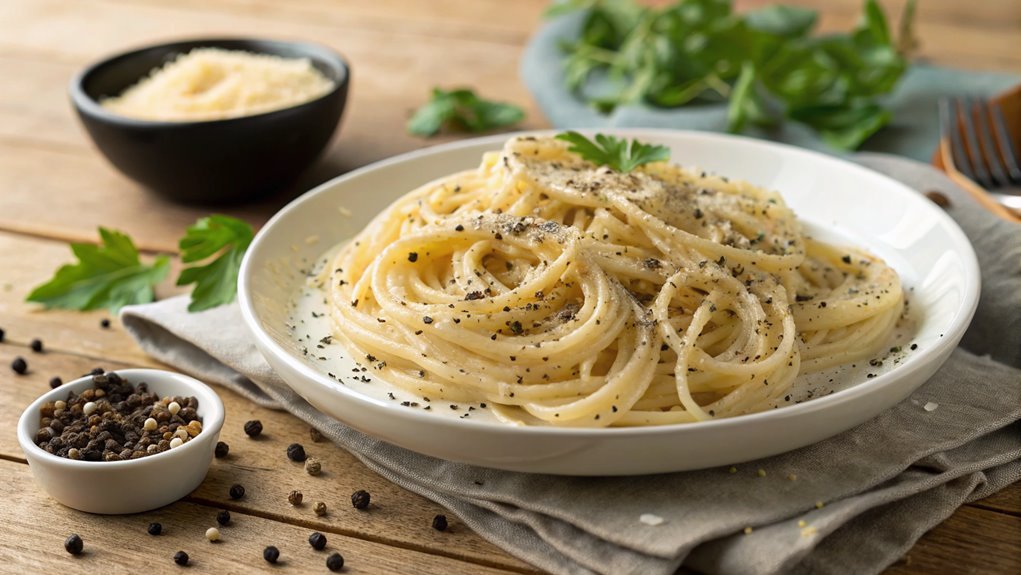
[937,90,1021,221]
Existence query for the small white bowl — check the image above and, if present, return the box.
[17,368,225,514]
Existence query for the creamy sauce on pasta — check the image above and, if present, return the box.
[292,136,915,427]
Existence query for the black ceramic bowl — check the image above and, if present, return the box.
[70,38,349,204]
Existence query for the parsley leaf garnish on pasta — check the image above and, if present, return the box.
[555,131,670,173]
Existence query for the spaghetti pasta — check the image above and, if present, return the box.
[323,136,904,427]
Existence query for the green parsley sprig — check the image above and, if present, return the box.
[28,215,254,314]
[407,87,525,137]
[26,228,169,312]
[176,215,254,312]
[550,0,917,150]
[555,131,670,172]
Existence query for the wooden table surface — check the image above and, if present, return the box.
[1,1,1019,573]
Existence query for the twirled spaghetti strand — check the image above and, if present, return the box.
[324,136,904,427]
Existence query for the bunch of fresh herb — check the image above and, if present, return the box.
[28,215,254,313]
[549,0,917,149]
[407,87,525,137]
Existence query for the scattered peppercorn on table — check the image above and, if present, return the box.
[1,0,1019,573]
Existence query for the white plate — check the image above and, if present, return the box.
[238,130,979,475]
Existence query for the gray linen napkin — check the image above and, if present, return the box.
[121,156,1021,575]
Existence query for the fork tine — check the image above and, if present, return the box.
[941,98,976,180]
[990,101,1021,184]
[974,99,1011,187]
[959,97,994,188]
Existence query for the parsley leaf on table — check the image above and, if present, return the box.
[26,228,169,312]
[176,215,254,312]
[407,88,525,137]
[555,131,670,172]
[551,0,917,150]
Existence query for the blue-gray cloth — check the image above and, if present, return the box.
[521,12,1019,162]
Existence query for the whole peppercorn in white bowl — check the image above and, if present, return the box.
[17,368,225,514]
